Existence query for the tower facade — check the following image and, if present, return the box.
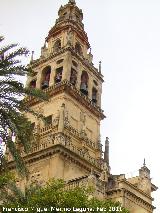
[7,1,157,212]
[19,0,106,184]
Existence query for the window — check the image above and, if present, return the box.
[75,42,82,55]
[53,39,61,52]
[92,87,97,103]
[41,66,51,90]
[80,71,89,95]
[55,67,63,84]
[31,122,35,130]
[29,79,36,88]
[44,115,52,126]
[0,53,4,61]
[70,68,77,86]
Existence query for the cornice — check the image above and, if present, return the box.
[46,20,89,47]
[106,188,154,211]
[24,80,105,120]
[7,143,102,174]
[119,179,154,200]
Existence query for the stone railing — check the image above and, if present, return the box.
[39,118,59,135]
[65,176,88,190]
[7,132,101,169]
[64,124,96,150]
[54,133,100,168]
[65,175,106,195]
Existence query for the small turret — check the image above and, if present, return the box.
[104,137,109,167]
[139,158,150,179]
[99,61,102,74]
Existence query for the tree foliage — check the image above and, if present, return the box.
[0,36,48,176]
[0,178,129,213]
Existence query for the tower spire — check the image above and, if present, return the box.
[99,61,102,74]
[104,137,109,166]
[68,0,76,4]
[143,158,146,167]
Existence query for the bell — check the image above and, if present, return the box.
[43,81,49,86]
[80,82,87,91]
[55,73,62,83]
[80,83,88,95]
[92,96,97,103]
[42,80,49,89]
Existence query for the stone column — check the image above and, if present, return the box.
[58,103,65,132]
[88,75,93,99]
[62,51,72,81]
[97,84,102,107]
[36,71,42,89]
[76,65,82,90]
[49,64,56,86]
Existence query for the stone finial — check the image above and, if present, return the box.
[143,158,146,167]
[58,103,65,132]
[104,137,109,166]
[31,51,34,62]
[99,61,102,74]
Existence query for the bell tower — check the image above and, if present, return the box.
[23,0,106,184]
[7,1,157,211]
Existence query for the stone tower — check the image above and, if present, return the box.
[22,0,106,184]
[7,1,157,212]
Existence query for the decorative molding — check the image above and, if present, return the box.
[24,80,105,120]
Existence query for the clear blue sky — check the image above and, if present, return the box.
[0,0,159,211]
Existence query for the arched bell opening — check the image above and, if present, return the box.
[41,66,51,90]
[70,68,77,86]
[29,79,36,88]
[53,39,61,52]
[75,42,82,55]
[55,67,63,84]
[80,71,89,95]
[92,87,97,104]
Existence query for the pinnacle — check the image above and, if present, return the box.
[143,158,146,167]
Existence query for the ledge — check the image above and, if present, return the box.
[24,80,105,120]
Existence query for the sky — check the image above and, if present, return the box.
[0,0,159,211]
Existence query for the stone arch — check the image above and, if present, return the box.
[55,66,63,84]
[70,68,77,86]
[29,79,36,88]
[80,71,89,95]
[75,42,82,55]
[53,39,61,52]
[41,66,51,89]
[92,87,97,104]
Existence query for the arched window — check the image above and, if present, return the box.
[70,68,77,86]
[29,79,36,88]
[75,42,82,55]
[41,66,51,89]
[55,67,63,84]
[80,71,89,95]
[92,87,97,103]
[53,39,61,52]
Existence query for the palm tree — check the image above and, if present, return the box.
[0,36,48,176]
